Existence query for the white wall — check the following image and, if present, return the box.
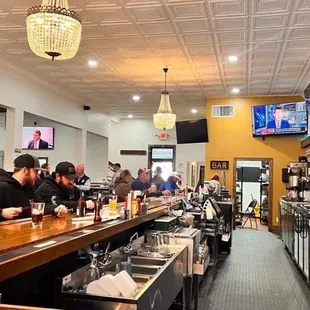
[109,119,206,183]
[86,132,109,182]
[0,113,6,151]
[0,63,110,170]
[23,113,78,170]
[0,65,109,138]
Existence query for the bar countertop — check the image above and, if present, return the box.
[0,198,179,282]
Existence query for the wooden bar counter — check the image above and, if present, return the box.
[0,199,177,282]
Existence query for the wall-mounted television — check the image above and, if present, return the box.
[251,101,307,137]
[176,119,209,144]
[22,127,54,150]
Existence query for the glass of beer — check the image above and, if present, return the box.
[109,195,118,212]
[31,202,45,228]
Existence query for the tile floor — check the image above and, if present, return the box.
[197,229,310,310]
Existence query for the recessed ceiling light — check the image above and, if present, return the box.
[128,114,133,118]
[88,60,98,68]
[228,55,239,62]
[191,108,198,114]
[132,95,140,102]
[231,88,240,94]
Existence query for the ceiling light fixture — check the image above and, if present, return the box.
[153,68,176,131]
[231,88,240,94]
[128,114,133,118]
[191,109,198,114]
[88,60,98,68]
[133,95,141,102]
[26,0,82,61]
[228,55,239,62]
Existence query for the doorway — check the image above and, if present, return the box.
[233,157,273,231]
[148,145,176,181]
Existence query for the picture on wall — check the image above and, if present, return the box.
[22,127,54,150]
[38,157,48,168]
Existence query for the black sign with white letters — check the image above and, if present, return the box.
[210,160,229,170]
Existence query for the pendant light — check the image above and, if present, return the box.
[153,68,176,130]
[26,0,82,61]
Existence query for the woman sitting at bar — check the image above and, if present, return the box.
[114,170,133,202]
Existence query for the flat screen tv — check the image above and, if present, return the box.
[22,127,54,150]
[251,101,307,137]
[176,119,209,144]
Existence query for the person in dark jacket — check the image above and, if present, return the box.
[0,154,41,221]
[74,164,91,195]
[151,166,165,190]
[36,161,94,216]
[159,172,181,195]
[39,163,50,180]
[114,170,133,202]
[131,168,170,197]
[131,168,151,191]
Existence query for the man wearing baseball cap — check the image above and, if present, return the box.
[0,154,41,221]
[36,161,94,216]
[131,168,170,197]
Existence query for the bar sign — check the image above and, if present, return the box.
[210,160,229,170]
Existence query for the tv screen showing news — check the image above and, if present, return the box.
[251,102,307,137]
[176,119,209,144]
[22,127,54,150]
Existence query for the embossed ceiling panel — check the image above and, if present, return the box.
[0,0,309,119]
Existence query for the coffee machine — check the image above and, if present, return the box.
[287,162,303,201]
[287,157,310,201]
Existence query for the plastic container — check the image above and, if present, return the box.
[98,274,121,297]
[114,270,137,298]
[86,280,110,296]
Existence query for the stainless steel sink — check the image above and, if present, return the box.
[130,256,168,266]
[60,244,188,310]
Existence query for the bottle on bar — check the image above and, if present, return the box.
[94,193,102,222]
[77,191,86,217]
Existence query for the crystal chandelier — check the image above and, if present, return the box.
[153,68,176,130]
[26,0,82,61]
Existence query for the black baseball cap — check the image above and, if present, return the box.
[55,161,77,179]
[14,154,40,169]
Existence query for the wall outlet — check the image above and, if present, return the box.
[276,216,279,223]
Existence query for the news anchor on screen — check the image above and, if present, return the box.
[28,130,49,149]
[267,107,290,129]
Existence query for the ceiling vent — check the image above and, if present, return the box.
[211,105,234,118]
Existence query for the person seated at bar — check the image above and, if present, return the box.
[33,163,51,190]
[74,164,91,195]
[0,154,41,221]
[36,161,94,216]
[151,166,165,190]
[114,169,133,202]
[131,168,170,197]
[131,168,151,191]
[159,172,181,195]
[39,163,50,180]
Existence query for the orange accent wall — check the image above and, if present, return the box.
[205,96,304,227]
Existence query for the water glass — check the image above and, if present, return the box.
[31,202,45,228]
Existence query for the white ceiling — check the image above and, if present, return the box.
[0,0,310,119]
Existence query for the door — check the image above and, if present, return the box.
[148,145,176,182]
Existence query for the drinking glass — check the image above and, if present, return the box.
[31,202,45,228]
[109,195,118,211]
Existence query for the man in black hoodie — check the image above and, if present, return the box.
[36,161,81,216]
[0,154,41,221]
